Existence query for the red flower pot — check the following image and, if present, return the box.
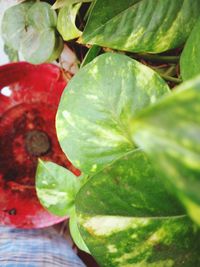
[0,62,79,228]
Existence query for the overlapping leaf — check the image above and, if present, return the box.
[56,53,169,174]
[36,160,81,217]
[1,1,33,50]
[133,76,200,225]
[1,2,63,63]
[76,150,200,266]
[36,160,89,251]
[57,4,82,41]
[81,0,200,53]
[180,17,200,80]
[52,0,93,9]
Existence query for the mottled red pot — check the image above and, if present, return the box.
[0,62,79,228]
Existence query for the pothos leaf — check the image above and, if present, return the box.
[69,208,90,253]
[56,53,170,175]
[76,150,200,267]
[81,0,200,53]
[80,45,101,68]
[133,76,200,225]
[57,4,82,41]
[180,17,200,80]
[36,160,82,217]
[52,0,93,9]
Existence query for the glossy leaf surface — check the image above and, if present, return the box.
[52,0,93,9]
[69,208,90,253]
[81,0,200,53]
[57,4,82,41]
[56,53,169,174]
[36,160,81,217]
[133,77,200,225]
[180,17,200,80]
[76,151,200,266]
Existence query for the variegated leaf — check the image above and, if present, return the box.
[81,0,200,53]
[76,151,200,266]
[56,53,169,175]
[133,76,200,225]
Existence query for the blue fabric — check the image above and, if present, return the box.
[0,226,86,267]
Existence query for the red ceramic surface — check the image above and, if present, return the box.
[0,62,80,228]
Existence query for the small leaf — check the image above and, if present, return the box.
[56,53,169,174]
[76,150,200,266]
[57,4,82,41]
[133,76,200,225]
[82,0,200,53]
[36,160,82,217]
[80,45,101,68]
[180,17,200,80]
[52,0,93,10]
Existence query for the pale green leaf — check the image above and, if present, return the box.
[52,0,93,9]
[56,53,169,175]
[1,1,63,64]
[1,1,34,50]
[57,4,82,41]
[36,160,82,217]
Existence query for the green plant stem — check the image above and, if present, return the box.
[134,53,180,63]
[159,73,182,83]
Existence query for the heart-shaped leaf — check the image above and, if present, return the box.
[57,4,82,41]
[36,160,81,217]
[36,160,89,251]
[133,76,200,225]
[76,150,200,266]
[56,53,169,174]
[180,17,200,80]
[81,0,200,53]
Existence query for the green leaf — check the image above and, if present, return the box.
[81,0,200,53]
[4,44,19,62]
[1,1,63,64]
[57,4,82,41]
[69,208,90,253]
[133,76,200,225]
[180,17,200,80]
[56,53,169,174]
[52,0,93,9]
[76,150,200,267]
[36,160,82,217]
[1,1,34,50]
[21,27,57,64]
[80,45,101,68]
[21,2,62,64]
